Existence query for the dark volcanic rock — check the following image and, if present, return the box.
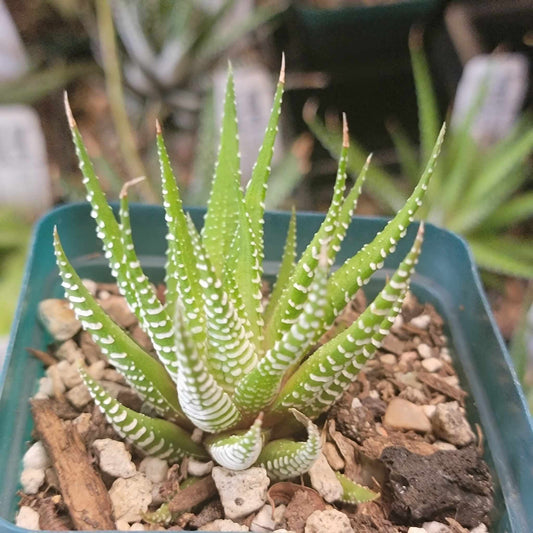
[380,445,493,528]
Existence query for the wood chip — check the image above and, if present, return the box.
[26,347,58,367]
[168,475,217,513]
[30,399,114,531]
[417,371,467,404]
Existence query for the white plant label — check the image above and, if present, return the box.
[0,105,52,215]
[451,53,528,147]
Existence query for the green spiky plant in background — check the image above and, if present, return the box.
[305,31,533,279]
[54,60,444,500]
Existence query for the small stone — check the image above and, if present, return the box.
[35,376,54,398]
[384,398,431,433]
[400,350,419,364]
[433,441,457,451]
[65,382,92,409]
[399,386,427,405]
[109,473,152,523]
[115,519,131,530]
[129,524,145,531]
[423,521,451,532]
[56,360,83,389]
[421,357,443,373]
[440,347,452,363]
[129,325,153,351]
[56,339,84,363]
[100,295,137,328]
[102,368,126,383]
[380,353,397,366]
[139,457,168,483]
[470,524,488,533]
[202,519,249,531]
[79,331,104,363]
[188,458,214,477]
[16,506,40,530]
[410,314,431,329]
[443,375,460,387]
[305,509,354,533]
[417,343,433,359]
[212,466,269,520]
[38,298,81,341]
[20,468,45,494]
[394,371,423,390]
[308,453,343,503]
[45,467,60,489]
[432,402,475,446]
[23,441,51,470]
[323,442,345,471]
[87,360,107,380]
[73,412,92,439]
[46,365,66,396]
[251,504,286,533]
[82,278,98,295]
[422,405,436,419]
[392,314,404,332]
[407,528,427,533]
[93,439,137,478]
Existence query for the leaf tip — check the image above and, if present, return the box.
[280,53,286,84]
[155,118,162,135]
[64,91,76,129]
[342,113,349,148]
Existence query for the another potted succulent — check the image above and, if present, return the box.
[0,60,532,532]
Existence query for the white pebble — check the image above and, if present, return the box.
[187,458,214,477]
[417,343,433,359]
[130,523,145,531]
[139,457,168,484]
[16,506,40,530]
[93,439,137,478]
[410,314,431,329]
[20,468,45,494]
[421,357,443,373]
[109,473,152,523]
[23,441,51,470]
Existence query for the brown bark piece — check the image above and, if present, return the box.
[26,347,58,367]
[168,475,217,513]
[30,399,115,531]
[417,372,467,404]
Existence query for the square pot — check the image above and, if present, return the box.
[1,203,532,532]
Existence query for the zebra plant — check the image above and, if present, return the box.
[55,61,444,490]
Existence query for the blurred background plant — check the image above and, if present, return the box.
[305,31,533,279]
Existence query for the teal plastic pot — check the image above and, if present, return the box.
[1,203,532,532]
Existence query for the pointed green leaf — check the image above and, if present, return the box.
[256,410,321,480]
[245,58,285,250]
[187,216,257,390]
[468,235,533,279]
[234,247,329,414]
[481,191,533,231]
[157,124,206,352]
[326,125,444,323]
[204,413,264,470]
[202,65,243,276]
[264,209,297,324]
[80,366,207,462]
[409,30,440,166]
[386,120,421,185]
[265,121,350,347]
[174,300,242,433]
[335,472,379,504]
[54,229,184,420]
[118,181,178,382]
[303,102,406,212]
[273,224,424,418]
